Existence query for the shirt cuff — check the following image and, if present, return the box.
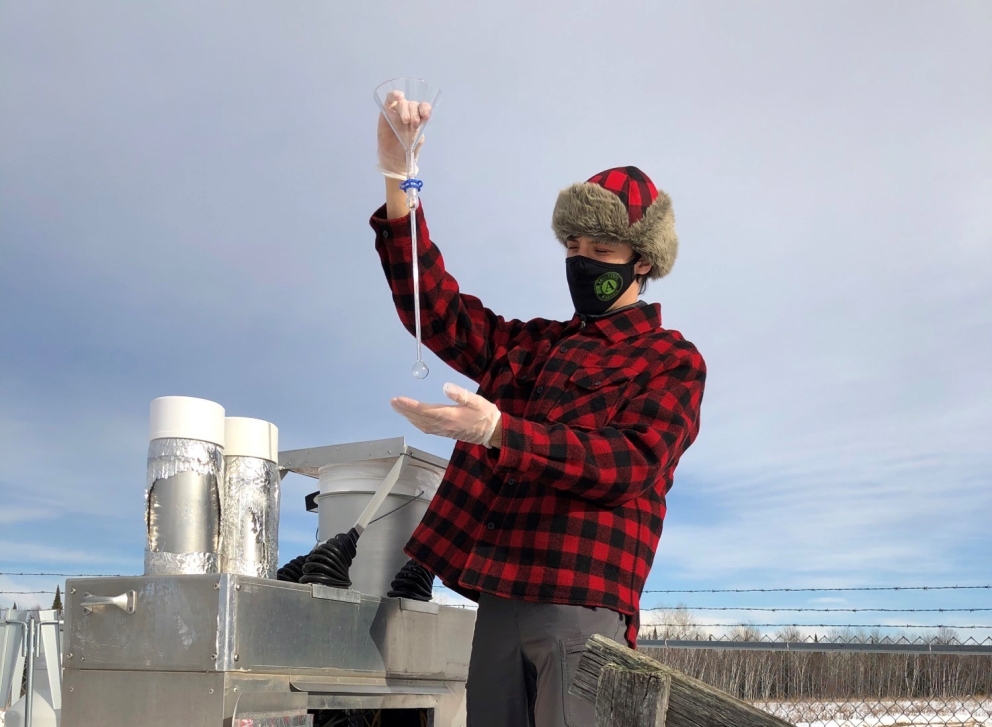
[369,202,426,259]
[493,414,534,475]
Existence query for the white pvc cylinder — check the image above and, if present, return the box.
[224,417,278,462]
[149,396,225,447]
[144,396,226,576]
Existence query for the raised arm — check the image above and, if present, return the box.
[374,92,549,382]
[372,201,533,382]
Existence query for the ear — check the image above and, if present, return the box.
[634,258,653,277]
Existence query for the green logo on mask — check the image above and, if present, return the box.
[594,272,623,301]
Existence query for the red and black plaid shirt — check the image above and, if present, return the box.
[371,204,706,647]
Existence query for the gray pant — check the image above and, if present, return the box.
[466,593,627,727]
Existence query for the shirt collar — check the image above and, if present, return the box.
[568,300,662,341]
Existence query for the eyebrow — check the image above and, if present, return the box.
[566,236,620,247]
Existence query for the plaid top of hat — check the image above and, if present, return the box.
[552,166,678,280]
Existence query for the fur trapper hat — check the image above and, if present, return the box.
[551,166,677,279]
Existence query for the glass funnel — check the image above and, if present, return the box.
[374,77,441,174]
[374,78,441,380]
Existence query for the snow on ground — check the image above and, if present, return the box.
[6,698,981,726]
[752,698,992,727]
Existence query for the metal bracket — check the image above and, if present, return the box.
[81,590,137,615]
[309,584,362,604]
[278,437,448,480]
[398,598,440,615]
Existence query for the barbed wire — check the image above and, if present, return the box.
[642,635,992,646]
[644,585,991,594]
[8,576,990,594]
[6,575,991,624]
[7,589,986,616]
[0,572,128,577]
[640,620,992,629]
[652,606,992,613]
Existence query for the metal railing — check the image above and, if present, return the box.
[641,637,992,726]
[1,612,63,725]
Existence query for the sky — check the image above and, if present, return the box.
[1,2,990,638]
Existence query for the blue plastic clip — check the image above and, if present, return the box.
[399,178,424,192]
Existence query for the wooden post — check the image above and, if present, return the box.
[570,635,795,727]
[594,663,671,727]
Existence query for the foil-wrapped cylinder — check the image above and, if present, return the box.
[220,455,281,578]
[144,437,224,575]
[219,417,279,578]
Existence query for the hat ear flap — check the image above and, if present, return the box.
[627,189,677,279]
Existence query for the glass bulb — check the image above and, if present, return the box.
[412,361,430,379]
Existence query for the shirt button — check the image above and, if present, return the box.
[487,522,495,530]
[382,230,390,239]
[535,386,544,394]
[560,345,569,352]
[507,478,515,486]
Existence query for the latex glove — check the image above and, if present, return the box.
[377,90,432,180]
[391,383,502,447]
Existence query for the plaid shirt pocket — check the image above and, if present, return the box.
[546,365,638,428]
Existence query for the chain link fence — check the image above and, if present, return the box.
[641,635,992,726]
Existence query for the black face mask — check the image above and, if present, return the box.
[565,255,638,316]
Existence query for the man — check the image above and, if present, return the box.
[372,93,706,727]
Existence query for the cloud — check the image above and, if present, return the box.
[0,507,58,525]
[0,541,133,567]
[0,1,989,628]
[657,447,992,586]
